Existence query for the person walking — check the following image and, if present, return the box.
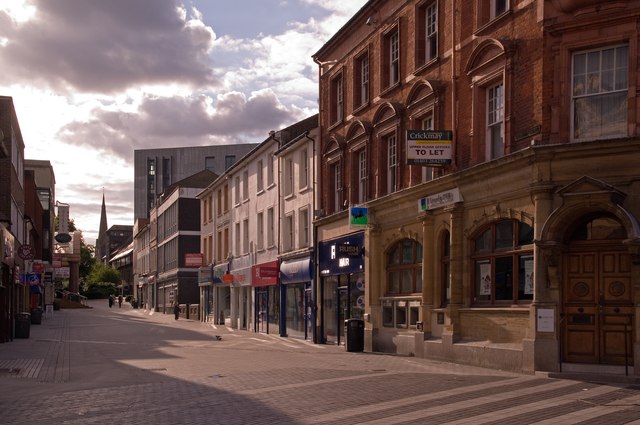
[174,302,179,320]
[108,294,114,308]
[118,295,123,308]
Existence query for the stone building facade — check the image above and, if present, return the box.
[313,0,640,375]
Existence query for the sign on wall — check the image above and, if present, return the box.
[406,130,453,165]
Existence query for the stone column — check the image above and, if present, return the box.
[442,203,464,345]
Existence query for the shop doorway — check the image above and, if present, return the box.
[562,215,633,366]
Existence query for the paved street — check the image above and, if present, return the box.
[0,300,639,424]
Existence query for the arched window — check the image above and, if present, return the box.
[387,239,423,295]
[472,219,533,304]
[568,214,626,242]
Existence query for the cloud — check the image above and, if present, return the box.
[0,0,217,94]
[57,89,299,160]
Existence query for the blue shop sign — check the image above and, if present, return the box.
[318,232,364,276]
[280,257,313,284]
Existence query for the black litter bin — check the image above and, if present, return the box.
[31,308,43,325]
[15,312,31,338]
[344,318,364,352]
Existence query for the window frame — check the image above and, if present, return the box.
[330,73,344,125]
[487,81,505,159]
[571,44,629,141]
[386,238,423,296]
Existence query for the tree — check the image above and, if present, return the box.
[82,262,121,298]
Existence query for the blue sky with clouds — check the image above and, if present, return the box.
[0,0,365,244]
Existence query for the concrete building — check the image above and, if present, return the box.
[133,144,258,222]
[155,170,217,317]
[312,0,640,377]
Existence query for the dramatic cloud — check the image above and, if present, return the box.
[0,0,217,93]
[0,0,366,243]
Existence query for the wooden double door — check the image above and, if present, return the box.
[562,248,633,365]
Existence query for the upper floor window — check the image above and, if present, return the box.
[242,219,249,254]
[284,156,294,196]
[267,207,275,247]
[491,0,508,19]
[205,156,215,172]
[299,149,309,190]
[225,155,236,170]
[234,222,240,256]
[472,219,534,304]
[242,170,249,201]
[387,134,398,194]
[572,45,628,141]
[332,161,343,212]
[331,74,344,124]
[234,176,240,205]
[298,207,309,248]
[385,29,400,88]
[421,113,435,182]
[387,239,423,295]
[487,82,504,159]
[267,154,275,187]
[358,149,367,204]
[476,0,510,31]
[283,214,294,251]
[354,52,370,108]
[217,189,222,216]
[257,159,264,192]
[223,183,229,212]
[257,211,264,250]
[417,1,438,65]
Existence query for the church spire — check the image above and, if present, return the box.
[96,191,109,262]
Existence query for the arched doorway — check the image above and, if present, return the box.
[562,213,633,365]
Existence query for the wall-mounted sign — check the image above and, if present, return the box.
[185,253,204,267]
[418,188,462,212]
[349,207,368,228]
[406,130,453,165]
[18,244,34,260]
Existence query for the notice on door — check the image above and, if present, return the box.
[537,308,555,333]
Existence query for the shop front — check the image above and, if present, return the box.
[228,259,252,330]
[280,256,314,340]
[317,232,365,345]
[213,263,231,325]
[0,225,15,342]
[252,260,279,335]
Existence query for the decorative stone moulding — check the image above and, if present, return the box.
[552,0,628,14]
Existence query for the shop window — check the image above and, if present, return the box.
[472,219,533,304]
[387,239,423,295]
[572,45,628,141]
[382,299,421,329]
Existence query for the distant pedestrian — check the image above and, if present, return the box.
[108,294,114,308]
[118,295,123,308]
[174,302,179,320]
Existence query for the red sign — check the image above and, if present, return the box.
[185,253,204,267]
[18,244,34,260]
[252,261,279,287]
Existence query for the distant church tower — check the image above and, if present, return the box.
[95,192,109,263]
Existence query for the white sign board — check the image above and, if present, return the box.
[537,308,555,333]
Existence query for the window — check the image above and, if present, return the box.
[387,134,398,194]
[234,222,240,256]
[284,156,294,196]
[299,208,309,248]
[257,212,264,250]
[223,184,229,212]
[424,1,438,62]
[572,45,628,140]
[487,82,504,159]
[242,170,249,201]
[234,176,240,205]
[299,149,308,190]
[225,155,236,170]
[243,219,249,254]
[223,227,229,259]
[205,156,215,172]
[383,27,400,89]
[267,207,275,247]
[217,189,222,216]
[331,74,344,124]
[257,159,264,192]
[491,0,508,19]
[355,53,370,108]
[284,214,294,251]
[332,161,342,212]
[382,299,421,329]
[267,154,274,186]
[357,149,367,203]
[421,113,435,182]
[162,157,171,191]
[202,198,208,224]
[387,239,423,295]
[472,220,534,304]
[217,230,223,261]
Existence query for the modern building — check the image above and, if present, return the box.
[24,159,55,265]
[155,169,218,316]
[133,144,258,222]
[109,240,133,296]
[312,0,640,377]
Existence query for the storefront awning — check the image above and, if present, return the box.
[280,257,313,284]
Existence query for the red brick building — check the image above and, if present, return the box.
[313,0,640,376]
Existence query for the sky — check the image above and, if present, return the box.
[0,0,366,245]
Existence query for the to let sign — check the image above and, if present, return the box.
[406,130,453,165]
